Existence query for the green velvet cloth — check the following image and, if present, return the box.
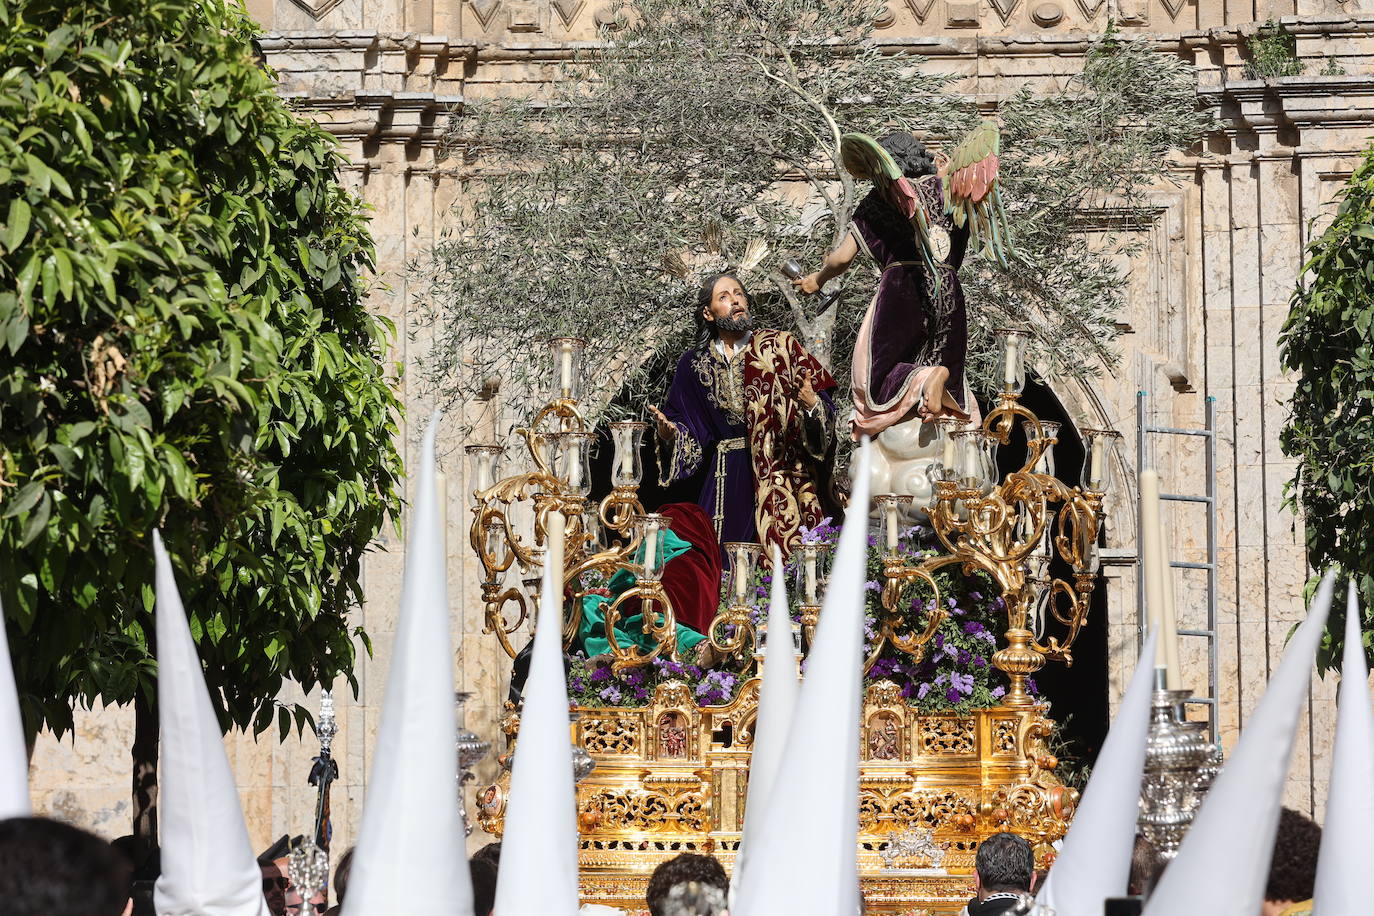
[576,529,707,657]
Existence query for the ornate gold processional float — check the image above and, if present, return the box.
[465,332,1121,913]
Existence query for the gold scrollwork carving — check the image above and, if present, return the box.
[580,714,641,756]
[917,717,976,756]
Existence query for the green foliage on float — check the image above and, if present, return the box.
[0,0,402,740]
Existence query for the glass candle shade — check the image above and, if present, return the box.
[549,431,595,497]
[724,542,762,606]
[609,421,647,488]
[582,505,602,551]
[952,429,996,491]
[483,518,507,563]
[875,494,914,553]
[1022,420,1061,477]
[798,543,824,605]
[1073,511,1103,575]
[465,445,503,503]
[524,544,547,614]
[1027,559,1052,637]
[934,417,966,482]
[1081,428,1120,493]
[549,337,587,402]
[994,327,1032,395]
[638,513,668,583]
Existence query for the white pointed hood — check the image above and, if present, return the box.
[733,439,873,916]
[343,417,472,916]
[1312,581,1373,916]
[733,546,802,893]
[0,598,30,818]
[1143,570,1337,916]
[493,513,580,916]
[1035,629,1159,915]
[151,532,271,916]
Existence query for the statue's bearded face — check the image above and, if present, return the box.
[704,276,753,333]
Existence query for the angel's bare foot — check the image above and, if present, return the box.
[919,367,951,421]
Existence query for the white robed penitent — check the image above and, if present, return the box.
[493,514,581,916]
[733,439,873,916]
[1311,581,1374,916]
[0,597,30,819]
[151,533,271,916]
[343,417,473,916]
[1034,629,1159,916]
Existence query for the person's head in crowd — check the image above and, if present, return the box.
[259,836,294,916]
[0,816,133,916]
[110,837,159,916]
[646,853,728,916]
[970,832,1036,913]
[1127,834,1161,897]
[473,840,502,870]
[332,846,354,907]
[661,880,728,916]
[470,857,498,916]
[1262,807,1321,916]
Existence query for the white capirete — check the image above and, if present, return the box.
[493,524,580,916]
[733,546,802,894]
[1312,580,1373,916]
[343,417,472,916]
[1143,570,1337,916]
[733,439,873,916]
[151,532,271,916]
[1035,628,1159,915]
[0,598,30,818]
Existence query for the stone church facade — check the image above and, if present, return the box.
[27,0,1374,856]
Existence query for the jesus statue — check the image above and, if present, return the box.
[649,272,838,561]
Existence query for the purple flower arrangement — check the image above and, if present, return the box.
[563,517,1034,713]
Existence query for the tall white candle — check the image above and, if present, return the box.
[942,433,956,473]
[1003,341,1018,389]
[644,525,658,577]
[804,550,817,603]
[566,439,582,490]
[1089,438,1105,490]
[885,501,899,552]
[1139,469,1167,673]
[559,341,573,396]
[733,550,748,602]
[1160,513,1183,690]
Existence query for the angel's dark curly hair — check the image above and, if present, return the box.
[1265,807,1322,903]
[878,131,937,180]
[692,271,753,352]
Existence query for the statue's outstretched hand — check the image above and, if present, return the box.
[792,272,822,296]
[648,405,677,442]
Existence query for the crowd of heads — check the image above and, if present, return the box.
[0,810,1329,915]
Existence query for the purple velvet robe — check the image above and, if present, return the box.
[851,175,971,413]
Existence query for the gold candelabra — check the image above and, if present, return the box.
[873,328,1120,706]
[467,337,683,674]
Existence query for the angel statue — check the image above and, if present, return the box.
[792,125,1011,512]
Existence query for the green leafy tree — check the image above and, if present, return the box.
[0,0,403,836]
[419,2,1210,433]
[1280,148,1374,673]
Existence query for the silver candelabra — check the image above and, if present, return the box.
[455,691,492,837]
[1137,683,1222,860]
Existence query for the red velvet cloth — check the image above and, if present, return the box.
[657,503,723,635]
